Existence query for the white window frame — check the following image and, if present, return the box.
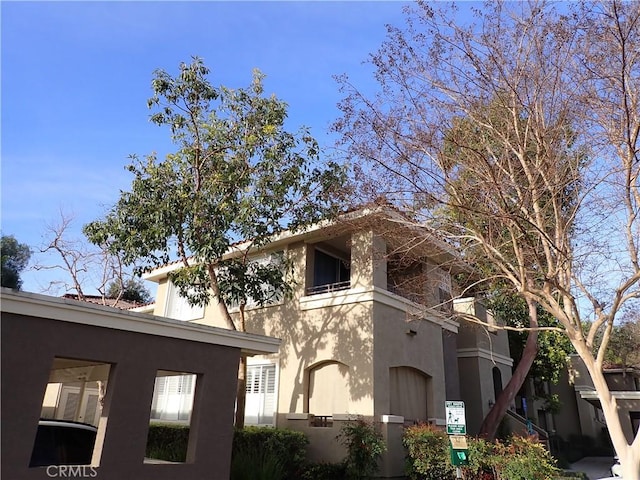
[227,251,286,311]
[244,362,278,427]
[164,281,205,321]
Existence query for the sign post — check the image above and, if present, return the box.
[445,401,469,477]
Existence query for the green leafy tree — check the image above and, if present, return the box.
[85,58,346,427]
[604,313,640,370]
[106,278,153,304]
[489,289,573,413]
[1,235,32,290]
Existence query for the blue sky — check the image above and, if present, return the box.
[1,1,410,295]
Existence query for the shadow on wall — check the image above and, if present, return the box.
[246,297,373,413]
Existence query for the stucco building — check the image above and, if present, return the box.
[143,208,514,476]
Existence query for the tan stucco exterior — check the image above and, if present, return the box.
[145,215,514,476]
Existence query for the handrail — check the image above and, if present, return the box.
[505,409,549,440]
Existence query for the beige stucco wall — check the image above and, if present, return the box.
[147,225,500,477]
[372,301,448,422]
[454,298,513,435]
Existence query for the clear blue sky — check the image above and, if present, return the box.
[1,1,410,295]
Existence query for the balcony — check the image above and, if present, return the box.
[305,281,351,296]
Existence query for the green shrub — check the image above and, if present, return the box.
[337,419,386,479]
[464,436,496,479]
[301,462,347,480]
[145,422,190,462]
[555,472,589,480]
[403,423,455,480]
[492,435,559,480]
[230,445,286,480]
[403,425,560,480]
[233,426,308,480]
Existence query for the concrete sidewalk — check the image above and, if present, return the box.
[569,457,615,480]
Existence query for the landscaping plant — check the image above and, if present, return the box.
[403,424,559,480]
[337,419,386,479]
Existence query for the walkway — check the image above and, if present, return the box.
[569,457,615,480]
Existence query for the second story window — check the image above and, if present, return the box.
[308,248,351,295]
[165,281,205,321]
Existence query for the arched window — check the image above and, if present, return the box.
[307,361,350,416]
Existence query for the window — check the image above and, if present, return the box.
[164,282,204,321]
[149,372,196,423]
[438,287,453,313]
[492,367,503,401]
[244,364,277,426]
[146,370,198,463]
[308,249,350,295]
[228,252,286,309]
[31,357,112,468]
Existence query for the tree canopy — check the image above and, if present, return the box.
[604,314,640,370]
[106,278,153,305]
[1,235,32,290]
[85,58,347,427]
[86,58,346,320]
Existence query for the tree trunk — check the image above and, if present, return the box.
[621,444,640,480]
[478,299,539,439]
[579,343,640,480]
[234,355,247,429]
[233,304,248,429]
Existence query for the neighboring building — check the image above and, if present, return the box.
[566,356,639,445]
[517,354,640,457]
[143,207,515,476]
[61,293,153,311]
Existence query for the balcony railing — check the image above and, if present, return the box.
[305,281,351,296]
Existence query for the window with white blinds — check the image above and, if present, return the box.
[150,373,196,422]
[244,364,277,426]
[164,282,204,321]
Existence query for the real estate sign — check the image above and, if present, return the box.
[445,400,466,435]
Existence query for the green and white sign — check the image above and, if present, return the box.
[445,401,466,435]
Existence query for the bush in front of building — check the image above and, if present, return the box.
[491,435,560,480]
[403,423,456,480]
[230,444,286,480]
[146,423,309,479]
[232,426,309,480]
[337,419,387,479]
[301,462,347,480]
[403,423,560,480]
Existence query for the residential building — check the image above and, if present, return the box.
[549,356,639,452]
[143,208,514,476]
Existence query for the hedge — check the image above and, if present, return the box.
[145,422,190,462]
